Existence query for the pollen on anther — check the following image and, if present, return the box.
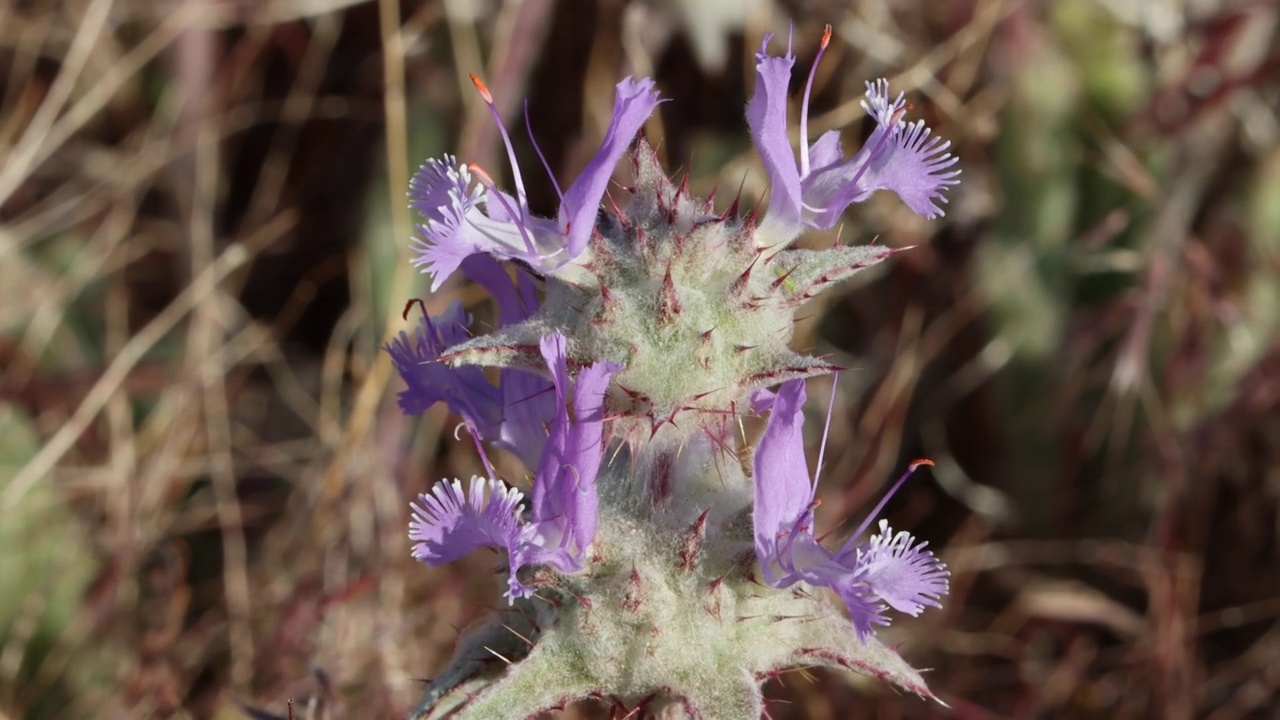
[468,163,496,186]
[468,73,494,103]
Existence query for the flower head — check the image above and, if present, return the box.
[408,332,619,601]
[752,379,949,639]
[398,26,958,715]
[747,26,960,243]
[410,76,663,290]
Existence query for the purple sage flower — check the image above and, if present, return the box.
[387,257,563,472]
[385,301,502,461]
[752,378,949,639]
[409,332,619,601]
[409,75,663,290]
[747,26,960,240]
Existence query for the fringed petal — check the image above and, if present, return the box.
[409,477,525,566]
[858,519,950,615]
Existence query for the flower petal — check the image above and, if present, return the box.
[408,159,532,290]
[560,77,663,257]
[751,378,816,586]
[530,333,620,560]
[812,80,959,223]
[805,130,844,174]
[831,572,892,641]
[746,35,803,233]
[409,155,478,223]
[455,255,558,469]
[557,356,619,546]
[459,254,538,325]
[384,302,501,437]
[409,476,524,566]
[858,519,950,616]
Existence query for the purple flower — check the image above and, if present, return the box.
[752,379,949,639]
[386,301,502,456]
[456,255,559,469]
[409,332,620,601]
[387,258,563,471]
[746,26,959,239]
[410,75,663,290]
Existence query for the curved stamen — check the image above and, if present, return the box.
[799,24,832,178]
[470,74,529,210]
[847,458,935,543]
[813,372,838,487]
[525,99,565,204]
[468,162,540,258]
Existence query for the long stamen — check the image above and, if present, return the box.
[813,372,839,487]
[470,74,529,209]
[468,162,539,257]
[848,458,935,542]
[799,24,832,178]
[525,99,564,204]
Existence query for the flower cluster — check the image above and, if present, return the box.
[752,380,949,640]
[405,333,617,601]
[392,24,957,720]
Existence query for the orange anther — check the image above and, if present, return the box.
[469,73,494,103]
[820,24,832,49]
[908,458,936,471]
[467,162,495,186]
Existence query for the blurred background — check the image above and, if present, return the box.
[2,0,1279,718]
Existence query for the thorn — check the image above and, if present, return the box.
[622,565,642,612]
[501,623,535,648]
[729,253,760,295]
[724,171,750,220]
[606,188,627,220]
[482,645,514,665]
[705,596,723,621]
[769,263,799,292]
[678,508,710,571]
[658,262,681,325]
[708,572,727,593]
